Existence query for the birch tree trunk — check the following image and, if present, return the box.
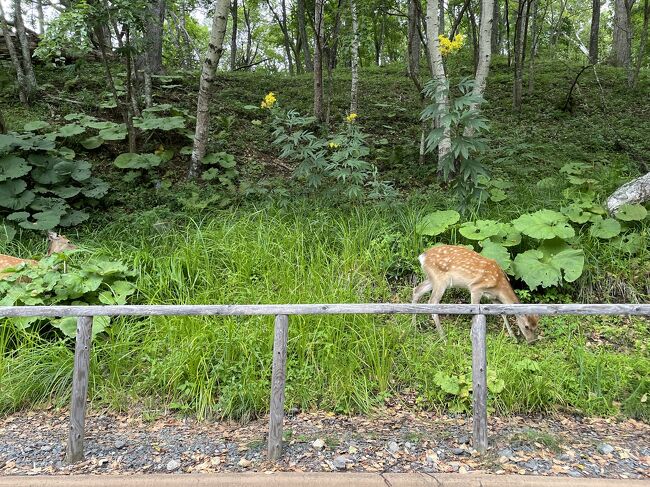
[349,0,360,114]
[407,0,421,79]
[606,173,650,215]
[491,0,500,54]
[465,0,495,136]
[314,0,324,123]
[425,0,452,164]
[13,0,37,98]
[611,0,635,71]
[297,0,312,71]
[188,0,230,180]
[0,2,28,103]
[589,0,600,64]
[36,0,45,34]
[145,0,166,74]
[632,0,649,88]
[230,0,238,70]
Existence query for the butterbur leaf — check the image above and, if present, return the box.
[434,372,460,395]
[489,224,522,247]
[0,223,16,242]
[612,233,644,255]
[114,153,162,169]
[80,136,104,150]
[59,210,89,227]
[513,244,585,289]
[459,220,503,240]
[24,120,51,131]
[560,162,590,175]
[480,240,511,271]
[416,210,460,236]
[0,155,30,181]
[99,125,127,141]
[589,217,621,239]
[512,210,575,240]
[561,204,592,224]
[58,124,86,137]
[614,204,647,222]
[17,210,61,230]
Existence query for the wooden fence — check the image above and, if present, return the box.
[1,303,648,464]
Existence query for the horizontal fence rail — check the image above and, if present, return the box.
[1,303,648,464]
[0,303,649,317]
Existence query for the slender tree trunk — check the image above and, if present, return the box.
[145,0,166,74]
[124,25,137,153]
[0,109,5,133]
[589,0,600,64]
[439,0,445,34]
[611,0,636,84]
[527,0,538,94]
[467,0,495,122]
[632,0,649,88]
[550,0,567,45]
[407,0,421,79]
[469,6,479,70]
[450,0,470,39]
[512,0,530,110]
[244,2,253,66]
[0,2,28,103]
[36,0,44,34]
[491,0,500,54]
[266,0,295,74]
[314,0,324,122]
[188,0,230,180]
[297,0,312,71]
[230,0,238,70]
[13,0,37,98]
[426,0,452,166]
[350,0,360,114]
[505,0,511,66]
[329,2,342,70]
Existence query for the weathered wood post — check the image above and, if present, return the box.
[471,313,488,452]
[65,316,93,464]
[267,314,289,460]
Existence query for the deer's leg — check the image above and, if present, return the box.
[427,283,446,340]
[411,279,432,326]
[490,298,516,338]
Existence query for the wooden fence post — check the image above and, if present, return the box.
[65,316,93,464]
[267,314,289,460]
[471,313,488,452]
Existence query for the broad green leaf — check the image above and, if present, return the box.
[0,155,30,181]
[614,204,647,222]
[17,210,61,230]
[459,220,503,240]
[58,147,76,160]
[84,121,116,130]
[0,180,35,210]
[134,115,185,131]
[561,204,592,224]
[513,245,585,289]
[589,217,621,239]
[560,162,590,175]
[59,210,89,227]
[58,124,86,137]
[0,223,16,242]
[512,210,575,240]
[612,233,644,255]
[24,120,50,131]
[415,210,460,236]
[80,136,104,150]
[99,124,127,141]
[489,223,522,247]
[480,240,511,271]
[82,178,109,198]
[434,372,460,395]
[114,153,162,169]
[489,188,507,202]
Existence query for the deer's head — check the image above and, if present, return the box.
[516,314,540,344]
[46,231,77,256]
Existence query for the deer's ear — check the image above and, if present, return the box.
[47,231,58,240]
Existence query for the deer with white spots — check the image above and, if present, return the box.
[0,231,76,279]
[412,245,539,343]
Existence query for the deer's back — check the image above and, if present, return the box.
[0,254,37,278]
[419,245,505,289]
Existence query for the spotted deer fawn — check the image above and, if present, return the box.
[0,231,76,278]
[412,245,539,343]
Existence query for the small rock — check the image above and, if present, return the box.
[559,454,571,461]
[405,442,413,449]
[451,448,466,456]
[597,443,614,455]
[498,448,514,459]
[312,439,325,450]
[238,458,252,468]
[568,470,582,478]
[458,436,470,445]
[387,441,400,453]
[523,460,539,471]
[40,445,52,452]
[166,459,181,472]
[114,440,126,449]
[332,455,350,470]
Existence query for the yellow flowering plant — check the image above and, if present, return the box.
[438,34,465,56]
[261,92,277,109]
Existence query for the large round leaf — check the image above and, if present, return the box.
[459,220,503,240]
[0,180,35,209]
[0,155,30,181]
[614,204,648,222]
[512,210,575,240]
[589,217,621,239]
[415,210,461,236]
[80,136,104,150]
[479,240,511,271]
[17,210,62,230]
[24,120,50,131]
[59,210,89,227]
[85,121,116,130]
[99,124,128,141]
[58,124,86,138]
[512,246,584,289]
[612,233,644,255]
[114,153,162,169]
[0,222,16,242]
[561,204,592,224]
[82,178,109,198]
[488,223,522,247]
[134,115,185,131]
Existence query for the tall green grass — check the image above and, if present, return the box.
[1,204,647,421]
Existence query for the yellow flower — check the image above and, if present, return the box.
[261,92,277,109]
[346,113,358,123]
[438,34,465,56]
[328,142,340,149]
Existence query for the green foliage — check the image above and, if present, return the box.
[267,101,396,201]
[0,131,108,235]
[415,210,460,236]
[0,253,135,337]
[421,78,490,210]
